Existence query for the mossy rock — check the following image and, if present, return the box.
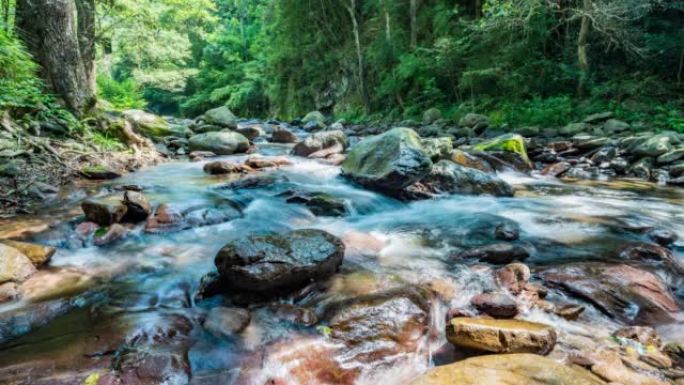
[341,127,433,191]
[123,109,180,138]
[474,133,530,164]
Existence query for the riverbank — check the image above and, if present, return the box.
[0,109,682,384]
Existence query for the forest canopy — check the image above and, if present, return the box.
[1,0,683,129]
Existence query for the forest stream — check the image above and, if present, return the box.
[0,127,682,385]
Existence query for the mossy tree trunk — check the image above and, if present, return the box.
[15,0,96,116]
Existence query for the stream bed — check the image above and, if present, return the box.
[0,141,682,385]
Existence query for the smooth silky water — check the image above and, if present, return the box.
[0,141,682,384]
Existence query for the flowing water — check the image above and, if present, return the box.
[0,141,683,384]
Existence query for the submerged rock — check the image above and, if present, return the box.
[93,223,126,246]
[188,131,250,155]
[541,263,681,325]
[214,229,344,297]
[203,307,250,338]
[342,127,433,191]
[235,287,432,385]
[454,243,529,264]
[446,317,557,355]
[410,353,605,385]
[281,190,348,217]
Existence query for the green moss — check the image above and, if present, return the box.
[474,134,530,163]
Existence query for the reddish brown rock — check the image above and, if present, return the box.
[203,161,252,175]
[471,292,518,318]
[541,263,681,325]
[495,263,530,295]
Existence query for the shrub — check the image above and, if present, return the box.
[96,75,147,110]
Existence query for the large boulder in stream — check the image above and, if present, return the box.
[405,160,514,199]
[410,354,606,385]
[342,127,433,191]
[214,229,344,297]
[540,263,681,325]
[202,106,238,129]
[188,131,250,155]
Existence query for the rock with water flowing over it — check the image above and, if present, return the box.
[342,127,433,191]
[0,244,36,284]
[0,240,55,267]
[81,199,128,227]
[410,353,606,385]
[447,317,557,355]
[280,190,348,217]
[454,243,529,264]
[235,287,432,385]
[541,263,681,325]
[203,160,252,175]
[214,229,344,296]
[647,228,678,247]
[203,307,251,338]
[291,130,347,157]
[188,131,250,155]
[406,160,514,199]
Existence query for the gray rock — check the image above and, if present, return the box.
[459,113,489,132]
[271,126,298,143]
[214,229,344,296]
[410,160,514,198]
[203,106,238,129]
[583,111,613,124]
[656,147,684,165]
[81,199,127,226]
[455,243,529,264]
[629,157,654,180]
[631,134,673,157]
[341,127,432,191]
[560,122,590,136]
[188,131,250,155]
[291,130,347,157]
[603,119,630,134]
[423,108,443,124]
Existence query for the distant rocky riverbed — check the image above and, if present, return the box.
[0,106,682,385]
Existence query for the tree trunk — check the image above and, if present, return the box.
[1,0,10,30]
[577,0,591,96]
[15,0,95,115]
[410,0,418,49]
[346,0,371,114]
[677,47,683,89]
[384,0,391,42]
[76,0,96,95]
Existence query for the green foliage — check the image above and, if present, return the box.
[89,131,126,151]
[0,27,47,109]
[96,75,147,110]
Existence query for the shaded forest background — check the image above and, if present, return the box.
[1,0,683,130]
